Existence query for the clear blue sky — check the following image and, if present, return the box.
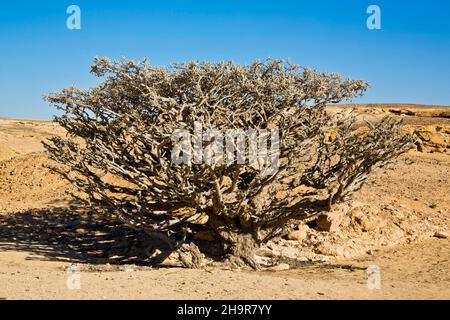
[0,0,449,119]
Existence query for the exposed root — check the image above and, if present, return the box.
[225,234,261,270]
[178,243,205,268]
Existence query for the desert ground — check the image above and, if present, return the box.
[0,104,449,300]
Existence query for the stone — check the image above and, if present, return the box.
[287,225,309,241]
[162,251,182,266]
[433,231,448,239]
[313,243,345,257]
[255,247,278,258]
[414,126,449,153]
[279,246,299,259]
[287,230,307,241]
[254,255,272,266]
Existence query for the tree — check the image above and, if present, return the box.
[44,57,413,268]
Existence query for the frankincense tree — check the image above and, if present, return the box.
[44,57,413,268]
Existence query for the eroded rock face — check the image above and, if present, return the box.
[315,210,348,232]
[405,125,450,153]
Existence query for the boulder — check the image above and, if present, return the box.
[255,247,279,258]
[253,255,272,266]
[313,243,345,257]
[414,126,449,153]
[287,224,309,241]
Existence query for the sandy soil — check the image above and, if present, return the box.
[0,105,449,300]
[0,236,448,300]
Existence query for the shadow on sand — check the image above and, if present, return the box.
[0,205,364,272]
[0,206,177,266]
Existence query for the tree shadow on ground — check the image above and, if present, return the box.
[0,206,363,271]
[0,206,178,266]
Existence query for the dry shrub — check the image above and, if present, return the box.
[44,58,413,268]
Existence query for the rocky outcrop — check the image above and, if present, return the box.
[404,125,450,153]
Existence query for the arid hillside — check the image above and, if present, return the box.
[0,104,449,299]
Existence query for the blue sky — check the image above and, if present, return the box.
[0,0,449,119]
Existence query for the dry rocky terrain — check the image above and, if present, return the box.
[0,104,449,299]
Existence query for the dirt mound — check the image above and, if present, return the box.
[0,154,72,213]
[252,152,450,264]
[0,118,64,161]
[0,144,18,162]
[259,201,445,264]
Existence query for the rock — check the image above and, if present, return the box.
[193,230,216,241]
[414,126,450,153]
[433,231,448,239]
[355,215,374,232]
[287,225,309,241]
[349,206,384,232]
[254,255,272,266]
[279,246,299,259]
[179,244,205,268]
[267,263,290,271]
[314,243,345,257]
[162,251,182,266]
[287,230,307,241]
[255,247,278,258]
